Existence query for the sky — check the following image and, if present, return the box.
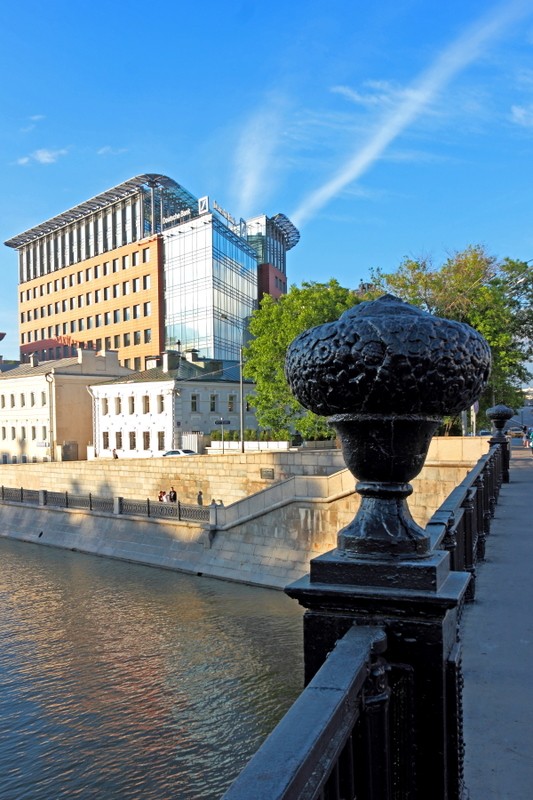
[2,0,533,361]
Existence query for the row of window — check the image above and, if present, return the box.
[21,276,152,320]
[1,425,47,441]
[22,314,152,344]
[20,250,151,300]
[99,393,245,416]
[101,394,165,416]
[102,430,165,451]
[0,392,47,409]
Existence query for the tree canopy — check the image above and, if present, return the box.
[365,245,533,412]
[243,279,361,439]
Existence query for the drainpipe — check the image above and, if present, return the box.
[45,372,55,462]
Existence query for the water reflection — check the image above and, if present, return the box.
[0,538,303,799]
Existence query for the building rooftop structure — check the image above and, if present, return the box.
[5,174,300,368]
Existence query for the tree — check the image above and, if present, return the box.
[366,245,533,416]
[243,280,361,438]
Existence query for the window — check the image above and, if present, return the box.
[112,259,119,273]
[77,271,83,284]
[95,314,102,328]
[210,394,217,412]
[0,396,4,408]
[1,427,5,440]
[105,337,112,350]
[78,318,85,331]
[115,397,122,414]
[113,284,119,298]
[134,357,141,370]
[143,431,150,450]
[133,278,140,292]
[102,398,109,415]
[41,392,46,406]
[103,261,110,276]
[94,265,100,279]
[144,329,151,344]
[228,395,236,413]
[31,426,36,440]
[157,431,165,450]
[78,295,84,308]
[87,316,93,329]
[123,333,130,347]
[10,394,15,408]
[20,394,25,407]
[11,427,16,440]
[113,310,120,323]
[123,281,130,295]
[104,287,110,301]
[143,395,150,414]
[115,431,122,449]
[123,307,131,321]
[69,274,75,287]
[124,359,131,368]
[157,394,164,413]
[128,396,135,414]
[86,292,92,306]
[105,311,111,325]
[20,426,26,441]
[133,304,140,319]
[132,251,139,266]
[133,330,141,345]
[103,431,109,449]
[70,297,75,310]
[143,275,151,290]
[129,431,136,450]
[122,255,129,270]
[70,320,77,333]
[191,394,199,412]
[143,302,151,316]
[114,335,120,348]
[62,299,68,312]
[142,248,150,263]
[95,289,101,303]
[42,426,47,440]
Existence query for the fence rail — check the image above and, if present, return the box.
[0,485,209,523]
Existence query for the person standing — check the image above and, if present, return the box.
[169,487,177,502]
[197,490,203,506]
[112,449,118,459]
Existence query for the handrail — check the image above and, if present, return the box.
[222,625,388,800]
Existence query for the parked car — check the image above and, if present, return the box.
[478,429,491,436]
[505,427,523,438]
[162,449,197,457]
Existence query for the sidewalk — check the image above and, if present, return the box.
[462,444,533,799]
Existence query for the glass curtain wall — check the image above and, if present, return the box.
[163,217,257,360]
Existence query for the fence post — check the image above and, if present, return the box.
[284,295,491,800]
[486,403,513,484]
[113,497,123,515]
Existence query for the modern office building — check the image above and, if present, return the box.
[5,174,299,368]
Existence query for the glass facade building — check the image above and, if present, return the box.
[5,175,299,365]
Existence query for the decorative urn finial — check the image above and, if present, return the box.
[486,403,514,441]
[285,295,491,559]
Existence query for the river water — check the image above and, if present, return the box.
[0,538,304,799]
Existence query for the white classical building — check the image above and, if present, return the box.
[0,350,132,462]
[88,349,258,458]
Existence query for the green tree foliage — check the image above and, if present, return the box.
[243,280,361,438]
[366,245,533,413]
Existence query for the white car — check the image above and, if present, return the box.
[162,449,197,457]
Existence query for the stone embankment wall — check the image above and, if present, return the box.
[0,438,490,588]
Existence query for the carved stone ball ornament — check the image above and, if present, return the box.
[285,295,491,558]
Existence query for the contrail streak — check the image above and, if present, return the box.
[291,1,533,228]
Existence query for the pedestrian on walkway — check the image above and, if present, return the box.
[168,487,177,502]
[197,490,203,506]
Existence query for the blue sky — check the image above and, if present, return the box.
[2,0,533,361]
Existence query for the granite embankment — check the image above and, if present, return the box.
[0,438,490,587]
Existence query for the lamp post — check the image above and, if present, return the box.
[239,344,245,454]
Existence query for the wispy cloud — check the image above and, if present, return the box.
[97,145,128,156]
[232,95,286,217]
[511,103,533,125]
[292,1,533,227]
[20,114,46,133]
[16,148,68,166]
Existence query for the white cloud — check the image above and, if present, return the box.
[16,148,68,166]
[511,103,533,125]
[292,1,533,228]
[231,95,287,217]
[97,145,128,156]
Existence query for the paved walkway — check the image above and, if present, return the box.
[462,443,533,799]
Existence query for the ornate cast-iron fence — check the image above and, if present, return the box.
[0,485,210,523]
[221,442,505,800]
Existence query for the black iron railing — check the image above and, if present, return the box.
[0,486,210,523]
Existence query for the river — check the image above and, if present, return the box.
[0,538,304,799]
